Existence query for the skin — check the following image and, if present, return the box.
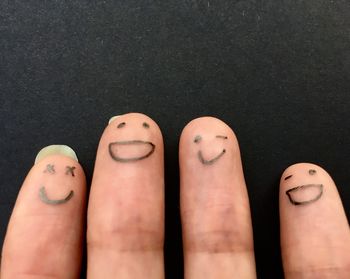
[194,134,228,165]
[39,186,74,205]
[285,184,323,205]
[87,113,164,278]
[180,117,256,278]
[1,113,349,279]
[280,163,350,278]
[1,156,86,279]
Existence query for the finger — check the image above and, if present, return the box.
[87,113,164,278]
[280,163,350,278]
[179,117,256,279]
[1,145,86,279]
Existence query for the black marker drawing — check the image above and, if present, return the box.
[194,134,228,165]
[39,186,74,205]
[286,184,323,206]
[309,169,316,175]
[143,122,150,128]
[109,140,155,162]
[66,166,76,177]
[198,149,226,165]
[117,122,126,128]
[284,175,293,180]
[216,135,228,139]
[44,164,55,174]
[194,135,202,143]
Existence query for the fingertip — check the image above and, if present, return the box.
[179,117,239,162]
[282,162,325,175]
[87,112,165,277]
[180,116,237,142]
[279,162,350,277]
[179,116,256,277]
[33,154,85,180]
[105,112,163,142]
[1,149,86,279]
[280,162,333,187]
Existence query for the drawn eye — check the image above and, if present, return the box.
[194,135,202,143]
[216,135,228,139]
[309,169,316,175]
[117,122,126,128]
[143,122,150,129]
[65,166,76,177]
[284,174,293,180]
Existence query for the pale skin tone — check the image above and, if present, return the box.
[1,113,349,278]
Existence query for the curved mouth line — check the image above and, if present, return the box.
[108,140,155,162]
[39,186,74,205]
[198,149,226,165]
[286,184,323,205]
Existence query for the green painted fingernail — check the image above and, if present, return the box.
[108,115,121,124]
[35,145,78,164]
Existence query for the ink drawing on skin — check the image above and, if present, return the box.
[285,169,323,206]
[66,166,76,177]
[39,187,74,205]
[284,174,293,180]
[109,121,156,163]
[44,164,55,174]
[39,165,75,205]
[194,134,228,165]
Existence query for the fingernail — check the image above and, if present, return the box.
[108,115,121,124]
[34,145,78,164]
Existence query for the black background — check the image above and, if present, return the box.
[1,1,349,278]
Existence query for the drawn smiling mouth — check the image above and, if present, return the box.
[198,149,226,165]
[286,184,323,205]
[109,140,155,162]
[39,186,74,205]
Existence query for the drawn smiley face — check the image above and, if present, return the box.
[284,168,323,206]
[194,134,228,165]
[108,121,155,163]
[39,164,75,205]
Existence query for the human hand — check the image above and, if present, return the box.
[1,113,349,278]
